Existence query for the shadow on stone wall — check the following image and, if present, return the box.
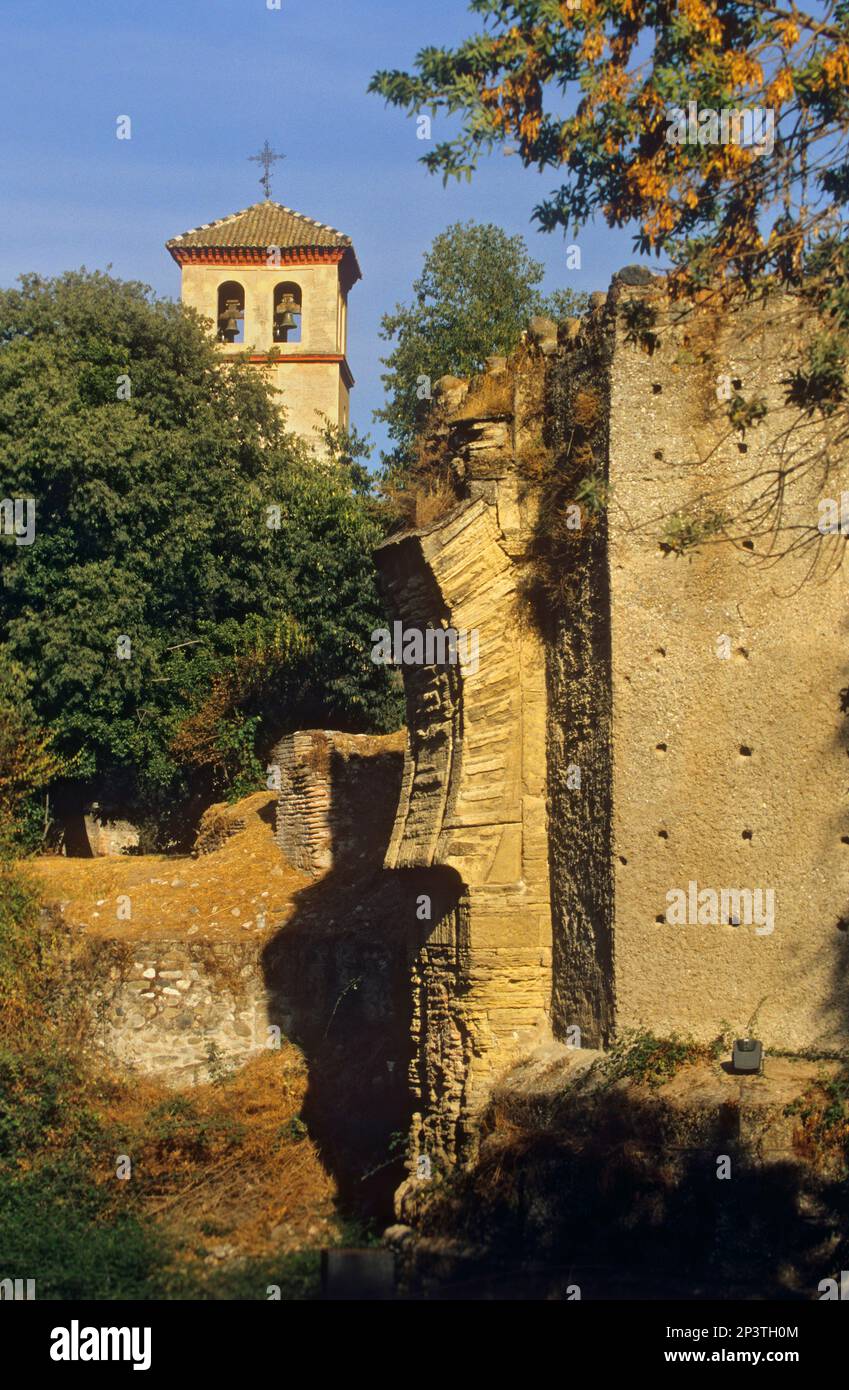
[542,330,615,1048]
[260,744,434,1222]
[825,928,849,1047]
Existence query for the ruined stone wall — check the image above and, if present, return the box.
[272,730,335,875]
[82,809,140,857]
[540,280,849,1052]
[600,284,849,1051]
[85,910,411,1091]
[545,316,616,1048]
[380,283,849,1170]
[271,729,405,877]
[76,734,408,1092]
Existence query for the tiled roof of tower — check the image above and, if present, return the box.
[166,202,361,280]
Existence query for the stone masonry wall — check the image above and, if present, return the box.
[89,938,270,1086]
[272,730,334,876]
[82,809,140,858]
[379,282,849,1170]
[86,908,411,1093]
[543,279,849,1052]
[545,314,616,1048]
[78,735,406,1090]
[602,284,849,1050]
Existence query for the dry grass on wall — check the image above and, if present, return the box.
[29,792,309,944]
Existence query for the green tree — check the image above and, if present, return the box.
[0,661,70,855]
[376,221,588,468]
[0,271,401,841]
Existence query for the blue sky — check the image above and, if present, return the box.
[1,0,640,453]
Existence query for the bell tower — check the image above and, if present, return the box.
[166,201,361,442]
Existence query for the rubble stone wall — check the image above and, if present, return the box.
[271,728,405,877]
[88,938,269,1086]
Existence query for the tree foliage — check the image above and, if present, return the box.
[372,2,849,550]
[376,221,588,466]
[371,2,849,290]
[0,271,401,837]
[0,661,71,854]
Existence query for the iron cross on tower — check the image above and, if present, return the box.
[248,141,285,200]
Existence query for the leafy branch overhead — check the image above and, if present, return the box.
[371,0,849,292]
[372,2,849,552]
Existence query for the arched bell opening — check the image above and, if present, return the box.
[273,281,303,344]
[217,281,245,344]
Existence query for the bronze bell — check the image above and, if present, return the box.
[274,294,299,336]
[218,298,242,342]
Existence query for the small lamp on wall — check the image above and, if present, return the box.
[731,1037,763,1074]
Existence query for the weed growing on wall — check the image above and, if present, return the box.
[598,1028,725,1090]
